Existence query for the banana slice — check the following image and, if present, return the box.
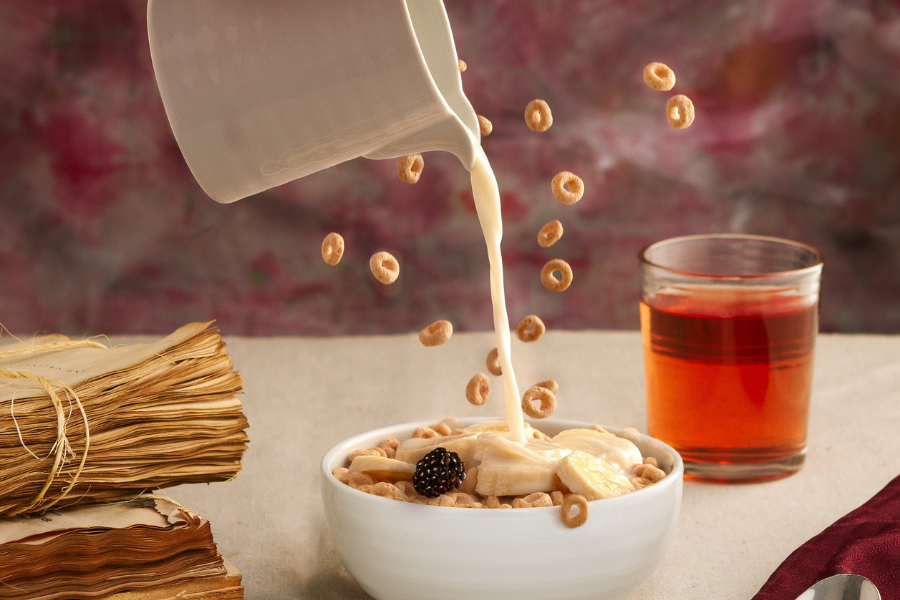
[476,457,559,496]
[552,429,642,472]
[348,455,416,481]
[395,433,478,466]
[556,451,635,500]
[473,433,566,496]
[474,433,571,463]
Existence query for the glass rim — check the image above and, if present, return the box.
[638,234,824,280]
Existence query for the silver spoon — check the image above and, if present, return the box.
[796,574,881,600]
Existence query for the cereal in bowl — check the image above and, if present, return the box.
[333,419,670,528]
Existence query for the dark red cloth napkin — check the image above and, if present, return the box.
[753,474,900,600]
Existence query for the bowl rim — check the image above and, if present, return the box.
[321,416,684,513]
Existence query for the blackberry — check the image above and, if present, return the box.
[412,447,466,498]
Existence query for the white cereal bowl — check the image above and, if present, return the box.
[321,418,683,600]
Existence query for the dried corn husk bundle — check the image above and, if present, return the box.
[0,322,248,517]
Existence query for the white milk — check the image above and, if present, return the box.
[468,146,526,445]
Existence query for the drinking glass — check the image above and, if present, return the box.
[639,234,823,482]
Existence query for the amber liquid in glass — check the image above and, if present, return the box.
[641,290,817,481]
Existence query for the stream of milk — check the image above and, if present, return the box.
[468,146,527,445]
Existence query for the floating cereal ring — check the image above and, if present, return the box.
[524,99,553,132]
[466,373,491,406]
[541,259,573,292]
[419,320,453,347]
[516,314,546,342]
[396,154,424,184]
[537,220,563,247]
[551,171,584,205]
[535,379,559,394]
[478,115,493,137]
[321,232,345,266]
[521,386,556,419]
[370,251,400,284]
[486,347,502,376]
[561,493,589,528]
[666,94,695,130]
[458,59,467,72]
[642,62,676,91]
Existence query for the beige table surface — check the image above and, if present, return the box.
[159,331,900,600]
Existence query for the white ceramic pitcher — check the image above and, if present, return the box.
[148,0,480,204]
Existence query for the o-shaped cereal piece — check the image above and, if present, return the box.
[396,154,424,184]
[541,259,573,292]
[524,99,553,132]
[478,115,493,137]
[561,493,589,528]
[524,492,553,507]
[466,373,491,406]
[666,94,695,130]
[642,62,676,91]
[321,232,345,266]
[458,59,467,72]
[412,427,440,439]
[537,220,563,248]
[521,386,556,419]
[486,347,502,376]
[419,320,453,347]
[370,251,400,284]
[332,467,350,483]
[551,171,584,205]
[429,422,453,436]
[535,379,559,394]
[633,463,666,483]
[516,314,546,342]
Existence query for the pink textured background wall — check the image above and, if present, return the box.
[1,1,899,336]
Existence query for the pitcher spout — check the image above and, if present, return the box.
[363,0,480,171]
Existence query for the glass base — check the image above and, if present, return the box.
[681,449,806,483]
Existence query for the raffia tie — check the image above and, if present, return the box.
[0,339,106,516]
